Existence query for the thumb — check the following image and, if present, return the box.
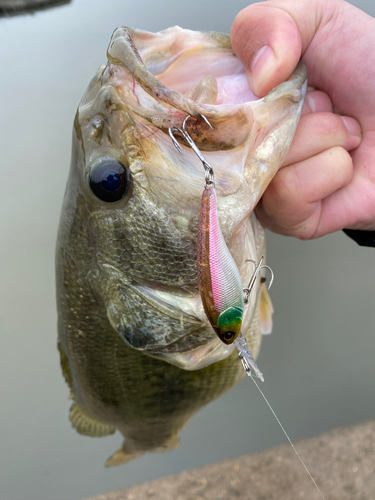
[231,1,309,97]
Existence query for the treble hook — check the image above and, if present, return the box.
[243,256,274,304]
[169,115,215,187]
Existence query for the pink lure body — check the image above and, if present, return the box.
[197,187,244,345]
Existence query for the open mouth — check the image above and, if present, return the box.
[154,44,258,106]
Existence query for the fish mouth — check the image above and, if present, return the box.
[104,25,307,207]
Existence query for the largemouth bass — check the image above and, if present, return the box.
[56,26,307,466]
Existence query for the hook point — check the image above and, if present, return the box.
[200,114,213,129]
[168,126,184,154]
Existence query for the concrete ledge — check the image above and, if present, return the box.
[85,420,375,500]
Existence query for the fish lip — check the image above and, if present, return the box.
[105,26,307,150]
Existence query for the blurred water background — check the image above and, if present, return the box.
[1,1,374,499]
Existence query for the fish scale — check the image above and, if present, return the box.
[92,197,197,284]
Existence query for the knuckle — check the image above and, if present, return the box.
[329,146,353,172]
[288,208,321,241]
[231,5,273,60]
[317,113,346,137]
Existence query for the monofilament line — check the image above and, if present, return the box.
[249,374,326,500]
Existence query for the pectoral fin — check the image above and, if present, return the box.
[260,282,274,335]
[69,402,115,437]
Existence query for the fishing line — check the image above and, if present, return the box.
[249,373,327,500]
[170,114,326,499]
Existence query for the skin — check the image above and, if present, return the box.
[231,0,375,239]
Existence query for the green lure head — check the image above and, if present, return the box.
[216,306,243,344]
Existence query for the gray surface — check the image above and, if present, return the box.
[84,421,375,500]
[0,1,374,500]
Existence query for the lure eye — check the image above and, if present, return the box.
[89,158,130,203]
[222,331,236,343]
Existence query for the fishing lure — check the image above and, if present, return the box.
[169,115,271,382]
[169,115,326,500]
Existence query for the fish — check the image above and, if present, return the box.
[55,25,307,467]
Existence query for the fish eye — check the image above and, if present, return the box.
[89,158,130,203]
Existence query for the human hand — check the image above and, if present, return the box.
[231,0,375,239]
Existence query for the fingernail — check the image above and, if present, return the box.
[341,116,362,150]
[307,95,316,113]
[250,45,277,96]
[341,116,361,137]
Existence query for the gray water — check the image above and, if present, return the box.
[1,1,374,499]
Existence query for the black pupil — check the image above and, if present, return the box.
[223,331,235,341]
[102,171,121,192]
[89,159,128,202]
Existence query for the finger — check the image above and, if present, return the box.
[255,146,354,239]
[230,0,340,97]
[301,90,332,116]
[231,3,302,96]
[314,142,375,235]
[284,113,361,166]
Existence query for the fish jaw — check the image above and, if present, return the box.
[103,25,307,238]
[61,26,307,370]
